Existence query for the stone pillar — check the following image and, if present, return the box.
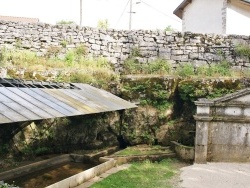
[195,121,209,163]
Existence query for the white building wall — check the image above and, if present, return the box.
[182,0,225,34]
[226,0,250,36]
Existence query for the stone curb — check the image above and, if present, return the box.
[75,164,131,188]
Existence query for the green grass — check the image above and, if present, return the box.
[114,145,170,156]
[90,159,178,188]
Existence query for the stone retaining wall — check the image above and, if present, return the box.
[0,21,249,69]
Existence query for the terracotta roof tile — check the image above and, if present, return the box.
[0,15,39,23]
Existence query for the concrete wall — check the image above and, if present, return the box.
[227,0,250,35]
[209,122,250,162]
[182,0,225,34]
[194,90,250,163]
[0,21,249,70]
[171,141,194,162]
[46,157,116,188]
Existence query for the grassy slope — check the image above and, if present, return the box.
[90,159,181,188]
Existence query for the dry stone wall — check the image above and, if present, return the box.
[0,21,249,69]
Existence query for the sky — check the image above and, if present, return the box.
[0,0,182,30]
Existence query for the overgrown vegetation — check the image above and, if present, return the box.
[0,47,118,89]
[90,159,180,188]
[235,43,250,62]
[123,57,246,78]
[165,25,175,32]
[178,79,242,102]
[121,77,174,111]
[176,62,233,78]
[1,43,250,159]
[123,58,171,75]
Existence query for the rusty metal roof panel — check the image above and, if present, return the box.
[0,81,136,124]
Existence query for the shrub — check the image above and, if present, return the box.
[122,58,171,75]
[235,43,250,61]
[176,63,195,77]
[197,61,231,77]
[60,40,68,48]
[74,44,87,56]
[65,50,75,65]
[45,46,61,58]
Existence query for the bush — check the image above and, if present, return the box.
[176,63,195,77]
[123,58,171,75]
[197,61,231,77]
[235,44,250,60]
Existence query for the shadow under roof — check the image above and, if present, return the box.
[0,78,137,124]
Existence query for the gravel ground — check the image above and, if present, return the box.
[180,163,250,188]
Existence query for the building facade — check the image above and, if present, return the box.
[174,0,250,35]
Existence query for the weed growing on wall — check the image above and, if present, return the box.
[123,58,236,78]
[176,63,195,77]
[97,19,109,29]
[45,46,62,58]
[56,20,76,25]
[235,43,250,61]
[130,47,142,57]
[60,40,68,48]
[197,61,231,77]
[123,58,171,75]
[121,77,174,112]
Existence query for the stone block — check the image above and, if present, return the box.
[195,145,208,163]
[91,44,100,50]
[225,107,242,116]
[172,50,183,55]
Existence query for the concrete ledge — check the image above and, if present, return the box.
[70,146,119,163]
[45,157,116,188]
[171,141,194,162]
[110,153,176,165]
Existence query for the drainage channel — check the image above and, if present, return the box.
[6,161,97,188]
[0,147,119,188]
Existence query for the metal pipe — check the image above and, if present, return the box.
[129,0,132,30]
[80,0,82,26]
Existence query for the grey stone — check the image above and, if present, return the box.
[0,21,248,70]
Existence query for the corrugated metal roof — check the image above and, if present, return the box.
[0,80,136,124]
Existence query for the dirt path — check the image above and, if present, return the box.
[179,163,250,188]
